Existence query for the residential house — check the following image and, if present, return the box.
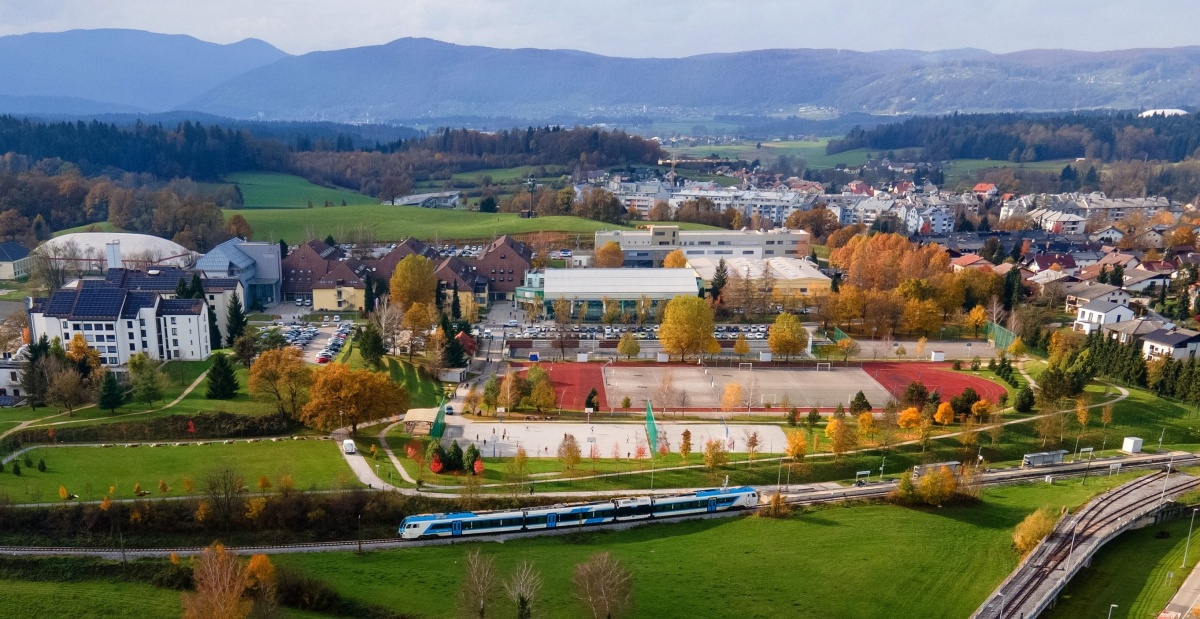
[1103,317,1169,346]
[280,240,343,303]
[1026,252,1078,275]
[950,254,994,273]
[1063,282,1130,312]
[1073,299,1134,334]
[973,183,998,199]
[0,242,31,280]
[312,258,375,312]
[1090,226,1125,245]
[435,256,489,306]
[1142,328,1200,360]
[1120,268,1173,293]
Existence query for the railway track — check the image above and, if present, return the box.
[989,468,1200,619]
[0,452,1194,559]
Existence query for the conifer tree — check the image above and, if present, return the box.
[225,292,247,347]
[205,353,239,400]
[98,371,124,414]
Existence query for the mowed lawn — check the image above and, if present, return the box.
[275,477,1136,619]
[668,138,875,169]
[0,440,359,502]
[0,579,181,619]
[226,172,378,208]
[1044,517,1200,619]
[231,204,642,245]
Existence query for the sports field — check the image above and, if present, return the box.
[442,419,785,458]
[600,363,894,410]
[862,362,1007,405]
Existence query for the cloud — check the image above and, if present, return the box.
[0,0,1196,56]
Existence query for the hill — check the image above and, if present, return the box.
[186,38,1200,122]
[0,29,288,112]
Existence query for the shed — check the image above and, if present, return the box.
[402,408,440,436]
[1021,450,1068,468]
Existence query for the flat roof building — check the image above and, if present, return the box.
[595,225,810,267]
[517,267,700,321]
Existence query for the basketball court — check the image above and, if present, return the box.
[600,363,895,410]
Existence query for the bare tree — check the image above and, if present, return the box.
[504,562,543,619]
[31,240,81,292]
[655,372,676,413]
[371,296,406,355]
[573,553,633,619]
[48,365,89,416]
[986,295,1007,325]
[460,549,499,619]
[0,309,29,354]
[182,543,250,619]
[204,467,245,531]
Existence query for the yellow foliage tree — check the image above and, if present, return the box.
[658,295,716,362]
[721,383,743,412]
[1013,508,1057,556]
[593,241,625,268]
[964,305,988,338]
[1007,337,1026,358]
[388,254,437,307]
[971,400,992,419]
[662,249,688,268]
[182,543,251,619]
[898,406,923,429]
[857,412,877,442]
[824,417,856,458]
[934,402,955,425]
[768,312,809,361]
[784,430,807,461]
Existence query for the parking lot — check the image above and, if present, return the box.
[276,318,354,364]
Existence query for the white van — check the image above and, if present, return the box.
[342,439,357,454]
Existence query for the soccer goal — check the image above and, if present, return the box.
[815,362,832,371]
[738,362,753,372]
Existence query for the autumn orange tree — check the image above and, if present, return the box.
[301,363,408,434]
[934,402,955,425]
[248,347,312,416]
[594,241,625,268]
[658,295,716,362]
[829,233,950,291]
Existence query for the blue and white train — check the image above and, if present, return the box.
[398,486,759,540]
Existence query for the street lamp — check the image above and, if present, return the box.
[1107,604,1118,619]
[994,592,1005,618]
[1185,508,1200,569]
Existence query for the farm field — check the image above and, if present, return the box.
[941,158,1077,190]
[275,476,1138,619]
[228,203,712,245]
[1044,516,1199,619]
[669,138,875,168]
[0,439,359,502]
[226,172,378,209]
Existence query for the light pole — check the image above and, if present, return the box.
[1185,508,1200,569]
[879,455,887,481]
[1161,454,1175,505]
[1107,603,1118,619]
[1160,427,1166,451]
[995,592,1005,618]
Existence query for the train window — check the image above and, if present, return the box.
[527,516,546,525]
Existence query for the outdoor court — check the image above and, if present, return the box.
[862,362,1007,405]
[601,364,895,410]
[442,418,788,457]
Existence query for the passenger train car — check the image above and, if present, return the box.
[399,486,759,540]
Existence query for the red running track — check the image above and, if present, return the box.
[862,362,1007,404]
[515,362,607,410]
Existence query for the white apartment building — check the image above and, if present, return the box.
[605,180,673,217]
[595,225,811,267]
[29,279,211,366]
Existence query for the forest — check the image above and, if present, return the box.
[827,112,1200,163]
[0,119,664,250]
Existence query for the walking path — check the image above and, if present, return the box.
[1162,550,1200,618]
[0,368,210,443]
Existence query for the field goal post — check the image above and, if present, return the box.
[815,362,832,371]
[738,362,753,372]
[760,393,777,407]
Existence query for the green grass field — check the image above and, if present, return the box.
[941,158,1076,190]
[275,476,1137,619]
[226,172,378,209]
[386,358,443,409]
[1044,516,1199,619]
[0,439,359,502]
[229,204,649,245]
[450,165,567,183]
[0,579,182,618]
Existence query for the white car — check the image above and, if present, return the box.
[505,319,519,327]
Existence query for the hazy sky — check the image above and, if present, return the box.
[1,0,1197,56]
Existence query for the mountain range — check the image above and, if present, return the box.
[4,29,1200,124]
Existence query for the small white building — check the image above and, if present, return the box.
[1072,299,1134,335]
